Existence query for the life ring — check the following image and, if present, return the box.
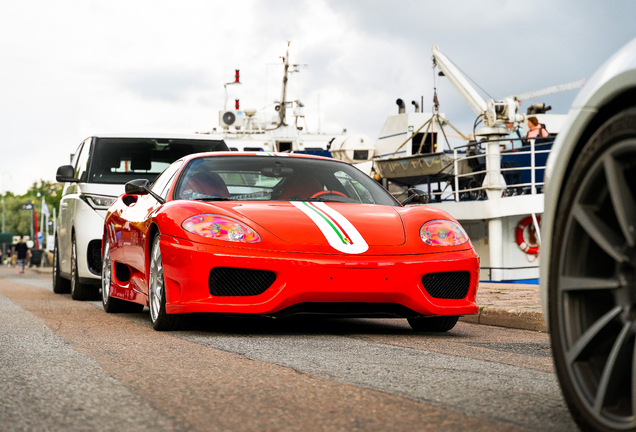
[516,216,540,255]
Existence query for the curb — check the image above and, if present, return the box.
[459,306,547,332]
[32,267,53,274]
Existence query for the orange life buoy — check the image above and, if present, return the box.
[516,216,540,255]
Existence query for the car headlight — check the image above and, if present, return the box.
[420,220,469,246]
[81,194,117,210]
[182,214,261,243]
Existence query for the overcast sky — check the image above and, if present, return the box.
[1,0,634,194]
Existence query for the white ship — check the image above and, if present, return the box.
[369,46,584,283]
[209,43,375,162]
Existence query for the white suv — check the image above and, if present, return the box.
[53,133,228,300]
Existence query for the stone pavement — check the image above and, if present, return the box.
[30,266,546,332]
[460,282,546,332]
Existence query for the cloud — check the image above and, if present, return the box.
[119,69,211,102]
[0,0,635,193]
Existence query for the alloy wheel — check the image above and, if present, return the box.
[71,240,77,295]
[149,240,163,323]
[557,139,636,429]
[102,239,111,305]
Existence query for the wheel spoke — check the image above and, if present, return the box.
[604,155,636,247]
[594,321,632,414]
[573,203,629,263]
[560,276,621,291]
[632,335,636,417]
[567,306,623,364]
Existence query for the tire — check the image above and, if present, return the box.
[102,237,144,313]
[52,237,70,294]
[148,232,183,331]
[70,235,100,301]
[407,316,458,332]
[548,108,636,431]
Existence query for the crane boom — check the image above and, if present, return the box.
[507,78,586,102]
[431,45,487,117]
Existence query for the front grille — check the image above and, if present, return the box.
[87,240,103,275]
[208,267,276,297]
[272,303,421,319]
[421,271,470,299]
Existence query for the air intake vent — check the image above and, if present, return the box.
[87,240,103,275]
[421,271,470,299]
[208,267,276,297]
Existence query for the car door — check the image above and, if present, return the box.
[120,161,183,292]
[57,138,91,275]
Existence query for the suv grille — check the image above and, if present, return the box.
[208,267,276,297]
[421,271,470,299]
[87,240,103,275]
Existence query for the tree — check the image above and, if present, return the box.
[1,180,63,237]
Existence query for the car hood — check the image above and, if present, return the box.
[217,201,406,252]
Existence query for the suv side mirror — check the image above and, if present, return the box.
[125,179,150,195]
[400,188,429,205]
[56,165,78,183]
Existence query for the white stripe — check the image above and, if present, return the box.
[291,201,369,254]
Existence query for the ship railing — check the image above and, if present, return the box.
[450,137,552,202]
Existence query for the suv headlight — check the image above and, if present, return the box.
[420,220,469,246]
[81,194,117,210]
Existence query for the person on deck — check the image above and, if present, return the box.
[503,123,525,150]
[524,116,549,143]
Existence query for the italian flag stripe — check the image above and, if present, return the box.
[302,201,352,245]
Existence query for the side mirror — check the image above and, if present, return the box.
[125,179,150,195]
[56,165,78,183]
[400,188,429,206]
[124,179,165,204]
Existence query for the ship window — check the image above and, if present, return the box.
[353,150,369,160]
[277,141,292,152]
[411,133,436,154]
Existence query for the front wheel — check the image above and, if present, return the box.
[148,232,183,331]
[407,316,458,332]
[549,108,636,431]
[52,237,70,294]
[102,237,144,313]
[70,235,99,301]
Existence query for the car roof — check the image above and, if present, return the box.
[90,132,225,140]
[179,151,338,163]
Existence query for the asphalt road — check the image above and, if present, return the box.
[0,267,577,431]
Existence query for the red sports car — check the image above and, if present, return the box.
[101,152,479,331]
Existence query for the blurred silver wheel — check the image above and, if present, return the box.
[550,109,636,431]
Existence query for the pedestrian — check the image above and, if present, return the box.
[15,236,30,274]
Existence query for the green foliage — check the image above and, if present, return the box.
[1,180,62,236]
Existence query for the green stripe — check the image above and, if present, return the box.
[302,201,348,245]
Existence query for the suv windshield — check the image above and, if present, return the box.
[174,156,399,206]
[89,138,228,184]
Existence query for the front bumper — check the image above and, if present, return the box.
[160,235,479,317]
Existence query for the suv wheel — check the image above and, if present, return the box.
[52,237,70,294]
[70,235,99,301]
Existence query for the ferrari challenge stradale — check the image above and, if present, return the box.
[101,152,479,331]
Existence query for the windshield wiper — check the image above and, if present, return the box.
[306,196,354,203]
[196,196,231,201]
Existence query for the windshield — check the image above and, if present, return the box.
[174,156,399,206]
[88,138,228,184]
